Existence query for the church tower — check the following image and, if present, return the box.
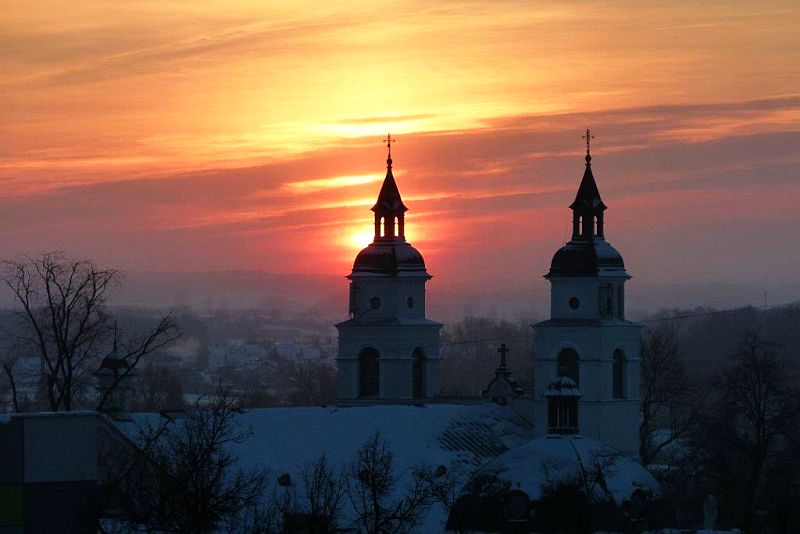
[531,131,642,453]
[336,138,442,402]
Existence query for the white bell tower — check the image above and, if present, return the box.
[531,130,642,453]
[336,137,442,402]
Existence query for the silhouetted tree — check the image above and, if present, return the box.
[299,455,344,532]
[345,433,430,534]
[693,332,800,531]
[123,389,266,532]
[440,317,532,396]
[132,364,184,411]
[3,253,179,411]
[1,360,21,412]
[287,360,337,406]
[413,463,464,518]
[639,323,702,465]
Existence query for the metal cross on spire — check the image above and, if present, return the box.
[582,127,594,160]
[383,132,396,160]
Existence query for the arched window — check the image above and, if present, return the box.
[412,347,425,399]
[612,349,626,399]
[557,348,580,387]
[359,348,379,398]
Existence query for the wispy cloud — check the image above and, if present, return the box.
[282,174,382,193]
[2,1,799,286]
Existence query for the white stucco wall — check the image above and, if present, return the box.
[523,273,643,454]
[337,273,442,401]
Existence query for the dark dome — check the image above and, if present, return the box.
[547,239,626,278]
[352,240,427,275]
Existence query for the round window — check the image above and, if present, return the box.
[407,296,414,309]
[568,297,580,310]
[370,296,382,309]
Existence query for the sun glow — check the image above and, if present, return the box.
[345,228,375,251]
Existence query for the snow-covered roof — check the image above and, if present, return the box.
[117,403,535,531]
[544,376,582,397]
[120,403,534,472]
[472,435,658,505]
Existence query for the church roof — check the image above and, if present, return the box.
[467,435,659,505]
[117,403,535,531]
[371,158,407,214]
[98,356,129,372]
[544,376,581,397]
[351,240,428,276]
[547,239,627,278]
[569,158,607,213]
[336,316,442,328]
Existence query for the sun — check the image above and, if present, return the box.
[346,228,374,250]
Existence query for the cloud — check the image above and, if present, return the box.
[281,173,383,193]
[1,94,799,292]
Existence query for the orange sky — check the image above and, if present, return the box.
[1,1,799,303]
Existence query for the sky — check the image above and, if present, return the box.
[1,1,799,308]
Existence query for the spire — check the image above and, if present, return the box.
[570,165,605,211]
[569,128,606,238]
[371,134,407,240]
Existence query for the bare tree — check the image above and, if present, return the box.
[124,389,267,533]
[287,360,337,406]
[299,455,344,532]
[2,253,179,411]
[2,359,21,412]
[694,332,800,531]
[92,418,171,533]
[131,364,184,412]
[535,450,658,533]
[345,433,430,534]
[639,324,702,465]
[413,463,464,517]
[440,317,533,396]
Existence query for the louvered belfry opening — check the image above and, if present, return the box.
[557,348,580,387]
[359,348,380,398]
[412,347,425,398]
[547,396,579,434]
[612,348,626,399]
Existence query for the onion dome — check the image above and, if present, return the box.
[544,376,582,398]
[95,333,130,377]
[546,130,628,279]
[352,241,427,275]
[548,240,626,278]
[351,135,429,277]
[482,343,524,405]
